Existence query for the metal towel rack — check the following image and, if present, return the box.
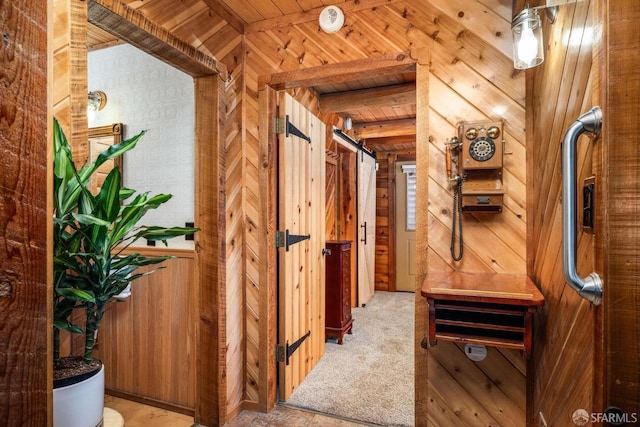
[561,106,603,305]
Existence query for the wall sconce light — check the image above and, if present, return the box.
[88,90,107,111]
[511,6,557,69]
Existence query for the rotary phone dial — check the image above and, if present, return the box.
[465,125,500,163]
[445,121,504,260]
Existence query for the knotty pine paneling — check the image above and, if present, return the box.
[373,151,415,293]
[374,154,392,292]
[128,0,527,422]
[0,0,49,423]
[224,48,246,414]
[53,0,88,162]
[94,250,197,411]
[208,35,247,415]
[326,156,338,240]
[243,2,526,424]
[339,150,358,307]
[527,2,598,426]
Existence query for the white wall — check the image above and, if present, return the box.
[88,44,195,249]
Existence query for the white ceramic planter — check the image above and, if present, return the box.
[53,364,105,427]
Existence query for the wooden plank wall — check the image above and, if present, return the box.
[0,0,49,424]
[96,0,528,423]
[526,2,597,426]
[375,154,393,292]
[94,250,197,412]
[418,0,528,423]
[374,151,414,292]
[339,149,358,306]
[242,1,527,424]
[53,0,88,160]
[326,151,339,241]
[192,21,246,416]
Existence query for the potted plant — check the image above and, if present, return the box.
[52,118,198,426]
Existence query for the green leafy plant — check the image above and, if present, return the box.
[53,118,198,365]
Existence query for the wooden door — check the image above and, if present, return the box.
[357,151,376,306]
[277,92,326,401]
[396,162,416,292]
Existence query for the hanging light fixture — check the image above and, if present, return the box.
[512,8,544,69]
[511,4,558,70]
[88,90,107,111]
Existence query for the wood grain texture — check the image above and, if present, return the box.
[527,2,601,426]
[88,0,228,79]
[4,1,629,425]
[53,0,88,163]
[326,157,338,240]
[257,85,278,412]
[217,38,246,414]
[277,92,326,400]
[94,250,197,411]
[0,1,49,425]
[339,150,358,307]
[242,2,526,424]
[415,56,430,427]
[595,0,640,415]
[81,0,525,423]
[194,74,226,425]
[374,154,392,291]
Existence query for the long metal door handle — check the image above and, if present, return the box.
[561,106,603,305]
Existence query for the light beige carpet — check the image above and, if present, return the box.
[286,291,415,426]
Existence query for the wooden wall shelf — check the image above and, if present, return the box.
[421,271,545,358]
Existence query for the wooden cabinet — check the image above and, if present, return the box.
[325,240,353,344]
[421,271,544,358]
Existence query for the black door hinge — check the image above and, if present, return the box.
[275,330,311,365]
[275,229,310,251]
[275,115,311,143]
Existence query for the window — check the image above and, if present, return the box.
[402,164,416,231]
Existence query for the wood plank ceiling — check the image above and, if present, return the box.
[86,0,431,154]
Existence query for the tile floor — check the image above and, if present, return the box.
[105,395,371,426]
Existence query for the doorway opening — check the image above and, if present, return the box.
[264,54,419,426]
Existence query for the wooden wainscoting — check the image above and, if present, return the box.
[93,247,196,414]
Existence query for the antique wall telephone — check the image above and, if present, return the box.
[445,120,505,260]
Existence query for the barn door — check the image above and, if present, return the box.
[277,92,326,401]
[357,151,376,306]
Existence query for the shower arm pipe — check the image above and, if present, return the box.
[561,106,603,306]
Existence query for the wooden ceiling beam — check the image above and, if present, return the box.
[88,0,228,79]
[363,134,417,146]
[200,0,247,34]
[261,51,416,90]
[246,0,404,33]
[367,143,417,154]
[353,118,416,139]
[319,83,415,114]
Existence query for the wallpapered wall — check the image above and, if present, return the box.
[88,44,195,248]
